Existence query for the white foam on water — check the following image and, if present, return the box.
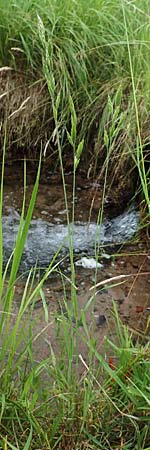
[75,257,103,269]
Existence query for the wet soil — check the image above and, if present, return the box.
[11,249,150,367]
[1,166,150,368]
[3,163,107,221]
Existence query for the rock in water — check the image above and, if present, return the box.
[2,207,139,270]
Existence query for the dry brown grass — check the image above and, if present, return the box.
[0,68,138,210]
[0,68,52,160]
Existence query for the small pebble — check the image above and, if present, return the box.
[96,314,106,327]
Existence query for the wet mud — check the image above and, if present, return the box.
[10,248,150,367]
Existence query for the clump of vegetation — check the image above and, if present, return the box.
[0,270,150,449]
[0,94,149,448]
[0,0,150,203]
[0,1,150,448]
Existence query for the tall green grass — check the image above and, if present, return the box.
[0,0,150,184]
[0,1,150,448]
[0,126,149,449]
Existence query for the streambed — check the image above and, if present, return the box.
[3,207,139,271]
[2,168,150,364]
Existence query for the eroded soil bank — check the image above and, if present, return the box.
[0,69,138,211]
[2,166,150,368]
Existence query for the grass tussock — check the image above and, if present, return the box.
[0,297,150,450]
[0,1,150,201]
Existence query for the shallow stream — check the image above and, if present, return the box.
[2,167,150,364]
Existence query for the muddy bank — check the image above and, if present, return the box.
[0,69,137,209]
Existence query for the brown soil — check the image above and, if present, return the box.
[8,244,150,373]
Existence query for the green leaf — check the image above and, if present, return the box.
[40,288,49,323]
[23,426,33,450]
[53,105,57,122]
[75,139,84,169]
[67,130,74,147]
[104,129,109,149]
[108,95,113,115]
[0,126,6,298]
[115,84,122,108]
[0,393,5,422]
[71,114,77,143]
[69,96,77,144]
[37,15,45,46]
[56,91,61,112]
[2,156,41,326]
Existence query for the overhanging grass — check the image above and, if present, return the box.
[0,1,149,100]
[0,1,150,159]
[0,0,150,213]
